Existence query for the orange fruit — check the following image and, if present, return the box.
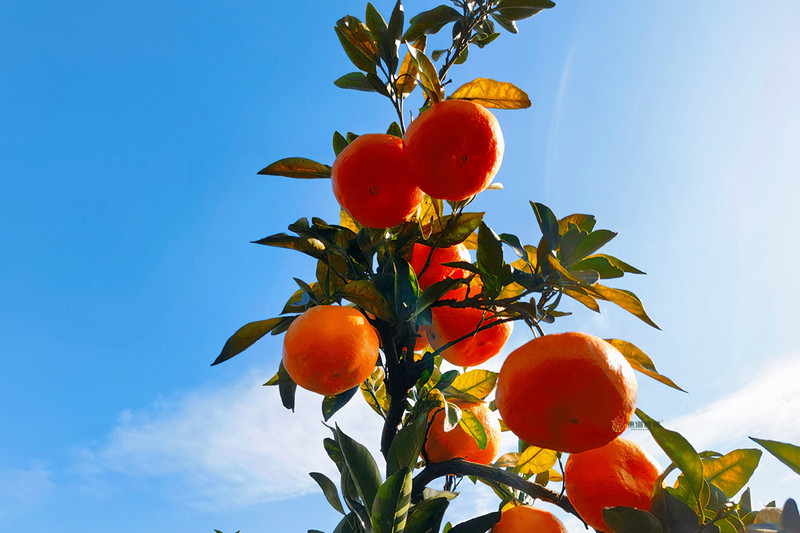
[427,280,512,367]
[331,134,424,229]
[409,242,471,290]
[414,325,430,351]
[282,305,380,396]
[424,399,501,464]
[403,100,504,201]
[495,332,637,453]
[491,505,567,533]
[564,437,661,532]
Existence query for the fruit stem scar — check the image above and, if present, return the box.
[369,186,378,196]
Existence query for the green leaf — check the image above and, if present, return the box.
[394,257,420,321]
[531,202,560,250]
[337,280,395,321]
[589,284,661,329]
[702,448,761,498]
[739,487,752,515]
[372,467,412,533]
[448,370,498,400]
[414,278,462,319]
[402,5,461,43]
[495,0,556,21]
[333,513,360,533]
[638,410,703,499]
[258,157,332,179]
[381,0,403,73]
[333,131,349,156]
[447,511,501,533]
[310,472,346,515]
[605,339,685,392]
[558,213,596,234]
[323,386,360,422]
[499,233,529,262]
[459,410,488,450]
[212,318,283,365]
[405,497,450,533]
[365,3,388,38]
[252,232,327,261]
[449,78,531,109]
[387,122,403,138]
[750,438,800,476]
[278,360,297,411]
[490,12,518,34]
[425,212,484,247]
[602,507,663,533]
[566,229,618,265]
[476,221,504,278]
[570,255,625,279]
[387,415,428,476]
[336,425,383,511]
[334,72,377,92]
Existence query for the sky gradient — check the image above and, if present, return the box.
[1,1,799,531]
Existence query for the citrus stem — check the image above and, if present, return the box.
[411,458,588,527]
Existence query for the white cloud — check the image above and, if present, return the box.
[77,369,383,509]
[0,462,54,518]
[665,352,800,451]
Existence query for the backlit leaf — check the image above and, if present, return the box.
[514,445,557,475]
[449,369,498,400]
[589,284,660,329]
[459,410,488,450]
[397,36,425,96]
[750,438,800,476]
[212,317,283,365]
[449,78,530,109]
[606,338,685,392]
[702,449,761,499]
[258,157,332,179]
[493,452,520,467]
[406,45,443,103]
[372,467,412,533]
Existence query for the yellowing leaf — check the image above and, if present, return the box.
[500,501,519,512]
[462,232,479,250]
[398,36,425,95]
[562,287,600,312]
[498,282,526,299]
[493,452,520,467]
[514,445,558,475]
[547,467,563,482]
[459,410,488,450]
[449,77,531,109]
[588,283,660,330]
[406,44,443,103]
[340,209,361,233]
[751,437,800,476]
[605,338,685,392]
[449,369,498,400]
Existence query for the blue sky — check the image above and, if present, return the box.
[1,1,799,531]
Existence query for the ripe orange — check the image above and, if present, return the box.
[564,437,661,532]
[282,305,380,396]
[414,325,430,351]
[409,242,471,290]
[424,399,501,464]
[491,505,567,533]
[331,134,424,229]
[495,332,637,453]
[403,100,504,201]
[426,280,512,367]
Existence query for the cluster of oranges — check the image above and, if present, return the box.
[280,99,661,532]
[331,99,504,229]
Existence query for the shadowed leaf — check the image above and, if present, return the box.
[335,72,377,92]
[310,472,346,515]
[258,157,332,179]
[212,318,283,365]
[448,511,501,533]
[405,497,450,533]
[323,386,360,422]
[336,425,383,512]
[402,5,461,43]
[603,507,663,533]
[387,415,427,476]
[337,280,394,321]
[278,360,297,411]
